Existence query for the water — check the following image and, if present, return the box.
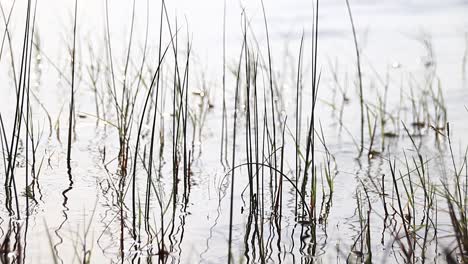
[0,0,467,263]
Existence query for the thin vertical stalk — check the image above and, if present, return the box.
[345,0,364,155]
[67,0,78,167]
[227,19,246,263]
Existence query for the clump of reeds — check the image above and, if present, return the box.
[345,0,364,155]
[442,123,468,263]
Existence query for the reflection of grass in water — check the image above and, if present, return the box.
[45,202,97,264]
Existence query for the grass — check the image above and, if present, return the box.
[0,0,467,263]
[66,0,77,168]
[345,0,364,156]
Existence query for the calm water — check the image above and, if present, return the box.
[0,0,467,263]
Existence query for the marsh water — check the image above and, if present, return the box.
[0,0,468,263]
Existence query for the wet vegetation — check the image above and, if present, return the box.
[0,0,467,263]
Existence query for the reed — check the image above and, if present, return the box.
[1,0,467,263]
[345,0,364,155]
[66,0,78,168]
